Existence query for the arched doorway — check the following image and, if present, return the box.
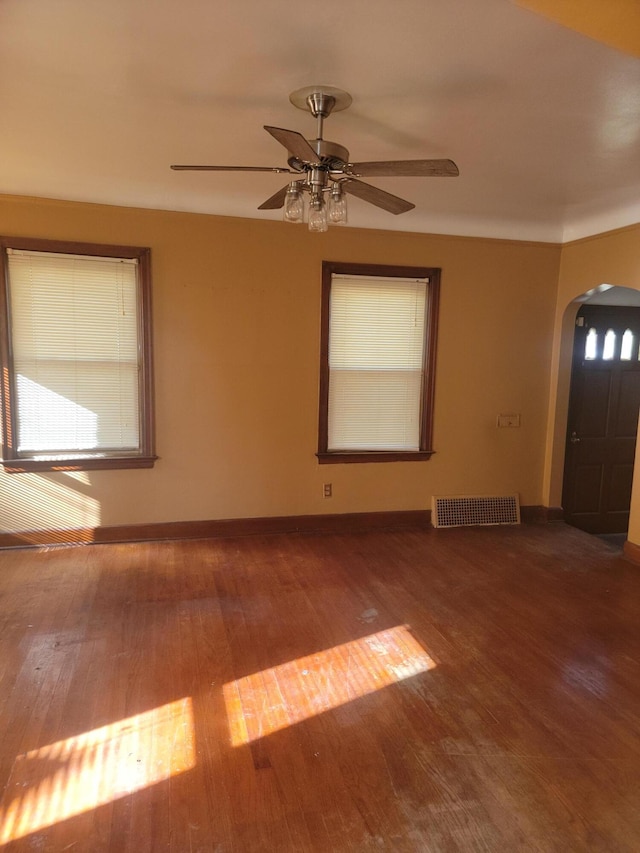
[562,286,640,534]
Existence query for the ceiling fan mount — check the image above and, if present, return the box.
[288,85,353,118]
[171,85,459,226]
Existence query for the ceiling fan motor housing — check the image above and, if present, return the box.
[288,139,350,173]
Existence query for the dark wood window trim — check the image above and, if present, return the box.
[317,261,440,464]
[0,236,156,473]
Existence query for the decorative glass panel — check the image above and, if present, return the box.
[621,329,634,361]
[584,327,597,360]
[603,329,616,360]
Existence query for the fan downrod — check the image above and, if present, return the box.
[286,87,352,172]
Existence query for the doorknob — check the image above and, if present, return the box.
[570,431,580,444]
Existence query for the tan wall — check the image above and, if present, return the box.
[0,194,560,534]
[543,224,640,537]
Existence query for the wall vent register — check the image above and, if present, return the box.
[432,495,520,528]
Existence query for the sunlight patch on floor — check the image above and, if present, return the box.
[0,697,195,843]
[224,626,436,746]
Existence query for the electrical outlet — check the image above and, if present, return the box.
[497,414,521,428]
[323,483,332,498]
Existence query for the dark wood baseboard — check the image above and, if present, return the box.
[0,504,566,550]
[520,505,564,523]
[0,509,433,549]
[623,539,640,565]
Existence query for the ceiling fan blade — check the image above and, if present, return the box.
[171,164,291,173]
[344,179,415,214]
[257,184,290,210]
[348,159,459,178]
[264,126,319,164]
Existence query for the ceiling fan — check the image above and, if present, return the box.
[171,86,459,229]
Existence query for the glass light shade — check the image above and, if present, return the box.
[308,199,328,232]
[328,187,348,224]
[283,184,304,222]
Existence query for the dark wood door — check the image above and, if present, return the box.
[563,306,640,534]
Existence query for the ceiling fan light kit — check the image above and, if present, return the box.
[170,86,459,232]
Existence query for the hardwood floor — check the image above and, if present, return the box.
[0,522,639,851]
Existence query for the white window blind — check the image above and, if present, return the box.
[7,249,140,458]
[328,274,427,451]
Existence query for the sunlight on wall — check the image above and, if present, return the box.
[0,698,195,844]
[60,470,92,485]
[513,0,640,59]
[0,471,100,534]
[224,626,436,746]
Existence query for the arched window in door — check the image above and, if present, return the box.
[584,327,597,360]
[621,329,634,360]
[602,329,616,360]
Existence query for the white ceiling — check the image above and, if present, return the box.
[1,0,639,243]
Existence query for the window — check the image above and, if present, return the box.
[318,261,440,463]
[584,327,597,360]
[603,328,616,360]
[0,237,155,472]
[583,323,640,362]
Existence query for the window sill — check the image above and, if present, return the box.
[316,450,435,464]
[1,455,158,473]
